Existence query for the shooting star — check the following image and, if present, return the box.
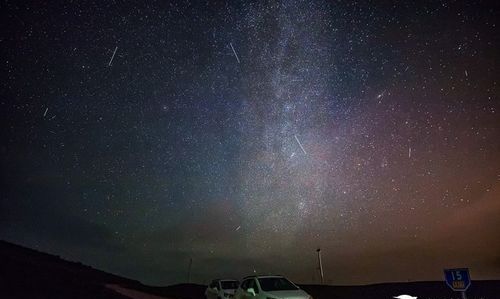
[43,107,48,117]
[294,135,307,155]
[229,42,240,63]
[376,90,386,99]
[408,146,412,158]
[235,225,241,231]
[465,70,468,77]
[108,46,118,66]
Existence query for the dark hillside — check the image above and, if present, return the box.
[0,240,137,299]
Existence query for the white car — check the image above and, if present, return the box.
[205,279,240,299]
[234,275,312,299]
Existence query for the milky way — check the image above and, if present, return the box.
[1,0,499,285]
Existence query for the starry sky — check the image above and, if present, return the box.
[1,0,499,286]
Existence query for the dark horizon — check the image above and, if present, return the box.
[2,238,500,288]
[1,0,499,286]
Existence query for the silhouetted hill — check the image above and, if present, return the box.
[0,240,207,299]
[0,240,141,299]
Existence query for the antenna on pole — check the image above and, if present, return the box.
[316,248,324,284]
[187,258,193,283]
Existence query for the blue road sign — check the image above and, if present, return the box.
[444,268,471,291]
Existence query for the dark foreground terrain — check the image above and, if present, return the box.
[300,281,500,299]
[0,240,206,299]
[0,240,499,299]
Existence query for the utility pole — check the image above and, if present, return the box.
[316,248,324,284]
[187,258,192,283]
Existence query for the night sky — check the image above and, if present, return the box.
[1,0,499,286]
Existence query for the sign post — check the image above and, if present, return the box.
[444,268,471,299]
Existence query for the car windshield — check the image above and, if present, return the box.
[220,281,239,289]
[258,277,298,291]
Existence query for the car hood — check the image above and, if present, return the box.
[265,289,309,299]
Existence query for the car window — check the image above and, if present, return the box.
[240,279,249,290]
[248,279,259,294]
[258,277,298,291]
[221,280,239,289]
